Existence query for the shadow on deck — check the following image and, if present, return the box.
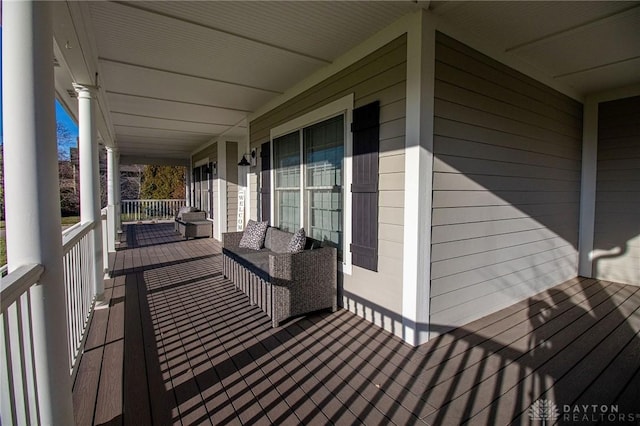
[72,223,640,425]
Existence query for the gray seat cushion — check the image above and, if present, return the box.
[223,247,271,281]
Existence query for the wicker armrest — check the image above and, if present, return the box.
[222,231,244,248]
[268,247,337,284]
[268,247,337,326]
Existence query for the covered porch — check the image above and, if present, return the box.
[74,223,640,425]
[2,1,639,424]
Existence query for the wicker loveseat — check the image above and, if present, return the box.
[222,227,337,327]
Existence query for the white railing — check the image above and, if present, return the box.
[121,199,185,222]
[62,221,97,378]
[1,263,45,426]
[102,207,110,271]
[1,219,102,425]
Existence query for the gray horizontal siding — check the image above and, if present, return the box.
[248,35,408,335]
[193,142,217,164]
[593,96,640,285]
[430,33,582,332]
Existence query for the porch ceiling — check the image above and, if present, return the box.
[53,1,640,163]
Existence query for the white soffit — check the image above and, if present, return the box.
[515,7,640,90]
[58,0,640,162]
[111,113,232,136]
[83,1,421,161]
[430,1,640,95]
[131,1,420,63]
[90,2,320,93]
[106,92,247,124]
[99,60,275,112]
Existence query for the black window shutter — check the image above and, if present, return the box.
[260,141,271,223]
[351,101,380,272]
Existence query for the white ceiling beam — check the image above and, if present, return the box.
[505,4,640,53]
[112,1,332,65]
[553,55,640,79]
[106,91,253,113]
[118,145,194,154]
[115,134,208,144]
[114,142,196,151]
[99,57,283,95]
[110,111,239,127]
[113,124,215,136]
[120,155,190,166]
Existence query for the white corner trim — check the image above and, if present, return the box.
[402,10,436,346]
[578,98,598,277]
[268,94,355,274]
[578,84,640,277]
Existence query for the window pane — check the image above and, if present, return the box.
[276,190,300,232]
[304,115,344,253]
[274,131,300,231]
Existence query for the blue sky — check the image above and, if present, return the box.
[1,27,79,156]
[56,101,80,158]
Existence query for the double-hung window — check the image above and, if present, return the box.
[273,115,345,255]
[192,162,212,218]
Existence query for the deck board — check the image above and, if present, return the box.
[72,223,640,425]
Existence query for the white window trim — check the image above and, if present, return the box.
[269,93,354,275]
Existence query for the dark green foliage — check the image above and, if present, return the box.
[140,165,186,200]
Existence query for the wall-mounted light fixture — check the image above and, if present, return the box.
[238,155,250,167]
[238,150,257,167]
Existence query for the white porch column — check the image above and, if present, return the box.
[217,141,228,240]
[114,149,123,234]
[402,10,436,346]
[106,147,118,252]
[74,84,105,295]
[2,1,75,424]
[578,97,599,277]
[185,166,192,206]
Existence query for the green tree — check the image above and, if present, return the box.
[140,165,185,199]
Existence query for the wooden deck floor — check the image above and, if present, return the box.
[72,223,640,425]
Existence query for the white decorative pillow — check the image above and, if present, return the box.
[287,228,306,253]
[239,220,269,250]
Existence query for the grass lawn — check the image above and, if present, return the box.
[61,216,81,226]
[0,216,80,266]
